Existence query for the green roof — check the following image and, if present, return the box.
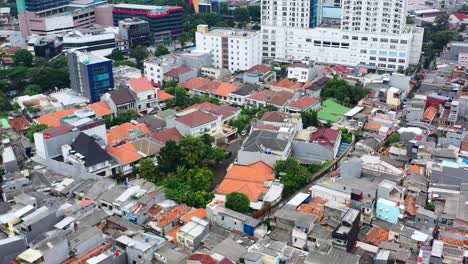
[317,98,350,122]
[0,118,10,128]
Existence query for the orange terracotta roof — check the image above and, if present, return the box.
[364,123,381,131]
[108,142,143,165]
[180,77,212,90]
[274,78,303,90]
[405,196,417,216]
[245,64,271,74]
[64,244,112,264]
[297,197,327,221]
[288,97,319,110]
[87,101,112,117]
[181,208,207,223]
[36,108,78,127]
[212,82,239,97]
[225,161,274,183]
[107,122,150,146]
[167,225,184,244]
[183,102,219,112]
[407,164,422,174]
[156,204,190,227]
[128,77,154,93]
[216,179,267,201]
[422,106,437,121]
[365,226,389,246]
[157,89,174,102]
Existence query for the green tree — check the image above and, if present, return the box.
[247,6,260,21]
[138,158,160,183]
[178,32,193,48]
[129,46,149,67]
[301,111,319,128]
[179,136,207,168]
[156,140,181,175]
[154,45,170,57]
[13,49,33,67]
[226,192,250,213]
[0,91,12,113]
[234,8,250,27]
[220,2,229,15]
[406,16,415,24]
[321,78,369,105]
[109,48,125,61]
[433,14,449,32]
[23,84,41,96]
[104,110,138,127]
[274,158,311,196]
[26,124,48,142]
[189,167,213,191]
[387,133,400,144]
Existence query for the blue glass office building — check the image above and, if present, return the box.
[67,50,114,103]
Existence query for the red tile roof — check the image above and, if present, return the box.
[180,77,212,90]
[151,127,182,144]
[175,110,217,127]
[247,90,275,102]
[453,13,468,21]
[212,82,239,97]
[164,66,193,77]
[269,91,294,106]
[157,89,174,102]
[9,116,31,133]
[188,254,217,264]
[107,122,150,146]
[181,208,207,223]
[245,64,271,74]
[36,108,78,127]
[310,128,340,148]
[128,77,154,93]
[274,78,303,90]
[87,101,112,117]
[422,106,437,122]
[156,204,190,227]
[108,142,143,165]
[216,161,274,201]
[288,97,319,110]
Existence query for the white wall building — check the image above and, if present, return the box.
[261,0,424,71]
[287,62,315,82]
[143,55,182,86]
[195,25,261,72]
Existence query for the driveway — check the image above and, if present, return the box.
[211,137,243,190]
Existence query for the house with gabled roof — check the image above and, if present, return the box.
[166,110,222,137]
[292,127,342,164]
[128,77,158,114]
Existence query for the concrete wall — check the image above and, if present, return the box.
[0,236,27,264]
[35,130,80,159]
[31,155,100,180]
[237,150,285,167]
[26,212,62,242]
[216,212,244,233]
[72,230,103,258]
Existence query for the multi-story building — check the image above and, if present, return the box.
[261,0,424,71]
[67,50,114,102]
[144,54,183,85]
[63,28,116,56]
[195,25,262,72]
[118,18,151,49]
[112,4,184,43]
[17,0,112,37]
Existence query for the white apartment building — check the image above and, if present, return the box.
[143,55,182,86]
[195,25,261,72]
[287,62,314,82]
[261,0,424,71]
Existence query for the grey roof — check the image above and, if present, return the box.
[432,148,457,159]
[78,209,109,227]
[431,166,468,186]
[305,247,360,264]
[100,186,126,202]
[357,137,380,150]
[109,88,136,105]
[136,115,166,131]
[231,83,261,96]
[212,239,248,262]
[242,130,289,152]
[155,242,189,264]
[84,178,115,201]
[241,252,263,262]
[70,133,112,167]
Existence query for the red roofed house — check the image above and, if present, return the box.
[163,66,197,84]
[151,127,182,144]
[292,127,342,164]
[128,77,158,114]
[216,161,283,210]
[243,64,276,84]
[180,77,214,96]
[166,110,222,137]
[287,97,321,113]
[450,13,468,29]
[181,102,241,123]
[271,78,304,92]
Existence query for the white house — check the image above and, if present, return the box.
[128,77,158,114]
[166,110,222,137]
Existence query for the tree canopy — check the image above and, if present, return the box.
[320,78,369,105]
[26,124,49,142]
[274,158,312,196]
[301,111,319,128]
[109,48,125,61]
[129,46,149,67]
[13,49,33,67]
[226,192,250,213]
[387,133,400,144]
[154,45,170,57]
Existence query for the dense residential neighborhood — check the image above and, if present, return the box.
[0,0,467,263]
